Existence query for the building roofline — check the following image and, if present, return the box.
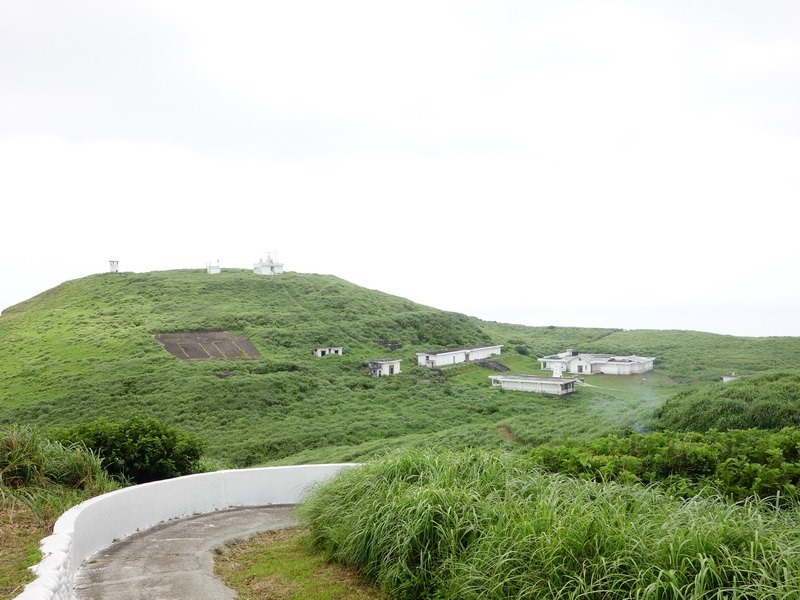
[416,344,503,356]
[489,375,578,383]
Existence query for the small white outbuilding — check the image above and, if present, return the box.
[313,347,343,357]
[254,255,284,275]
[368,359,401,377]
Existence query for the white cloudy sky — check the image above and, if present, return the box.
[1,1,799,336]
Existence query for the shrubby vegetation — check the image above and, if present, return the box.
[54,417,204,484]
[530,427,800,502]
[1,425,119,597]
[658,371,800,432]
[300,448,800,599]
[1,425,116,495]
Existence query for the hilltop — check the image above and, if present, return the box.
[1,269,799,467]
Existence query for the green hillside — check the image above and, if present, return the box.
[1,269,798,467]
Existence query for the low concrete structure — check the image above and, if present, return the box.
[206,262,220,274]
[489,374,577,395]
[539,349,654,375]
[17,464,355,600]
[253,255,284,275]
[417,344,503,368]
[368,359,401,377]
[722,372,741,382]
[313,347,343,357]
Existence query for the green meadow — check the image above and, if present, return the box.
[4,269,797,468]
[3,269,800,598]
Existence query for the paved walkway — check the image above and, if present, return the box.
[74,505,296,600]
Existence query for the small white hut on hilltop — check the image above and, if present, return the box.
[254,254,284,275]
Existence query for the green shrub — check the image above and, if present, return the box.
[56,417,204,484]
[658,372,800,432]
[529,427,800,502]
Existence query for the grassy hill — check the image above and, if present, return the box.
[1,269,799,468]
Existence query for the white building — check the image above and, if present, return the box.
[206,262,221,274]
[722,372,741,382]
[254,255,284,275]
[368,359,401,377]
[313,347,343,357]
[109,260,119,273]
[539,349,655,375]
[489,375,577,395]
[416,344,503,368]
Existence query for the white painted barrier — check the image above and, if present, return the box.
[16,463,356,600]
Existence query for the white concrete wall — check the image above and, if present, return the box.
[435,351,466,366]
[16,463,355,600]
[500,380,566,395]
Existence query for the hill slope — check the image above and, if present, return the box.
[1,269,799,466]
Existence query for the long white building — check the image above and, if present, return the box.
[416,344,503,368]
[539,349,654,375]
[489,375,577,395]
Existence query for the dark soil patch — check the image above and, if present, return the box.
[479,360,510,372]
[154,332,261,361]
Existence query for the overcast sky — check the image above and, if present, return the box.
[2,1,799,336]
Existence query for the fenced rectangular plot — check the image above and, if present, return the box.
[155,332,261,360]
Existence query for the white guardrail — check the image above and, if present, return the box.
[16,463,356,600]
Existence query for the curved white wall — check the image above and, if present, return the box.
[16,463,355,600]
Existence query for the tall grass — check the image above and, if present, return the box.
[300,449,800,599]
[1,426,119,597]
[1,425,49,488]
[1,425,118,518]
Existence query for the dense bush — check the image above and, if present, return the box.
[55,417,204,483]
[300,448,800,599]
[658,372,800,432]
[529,427,800,502]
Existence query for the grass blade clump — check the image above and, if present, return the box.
[1,425,119,519]
[0,425,45,488]
[299,448,800,599]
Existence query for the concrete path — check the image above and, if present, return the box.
[74,505,296,600]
